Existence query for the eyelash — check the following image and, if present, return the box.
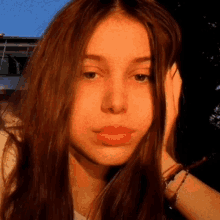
[82,72,150,83]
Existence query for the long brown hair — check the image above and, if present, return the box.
[0,0,182,219]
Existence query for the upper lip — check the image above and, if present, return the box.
[94,126,135,134]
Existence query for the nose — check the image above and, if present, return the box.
[101,79,128,114]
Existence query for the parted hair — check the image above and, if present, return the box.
[0,0,182,219]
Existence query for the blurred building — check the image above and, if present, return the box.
[0,34,40,101]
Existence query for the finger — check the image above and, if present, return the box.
[172,68,182,115]
[163,65,176,149]
[163,64,182,151]
[168,63,182,116]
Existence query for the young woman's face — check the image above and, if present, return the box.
[69,13,154,167]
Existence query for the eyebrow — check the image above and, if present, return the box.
[83,54,151,64]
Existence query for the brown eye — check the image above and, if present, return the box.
[83,72,97,79]
[134,74,149,83]
[82,72,150,83]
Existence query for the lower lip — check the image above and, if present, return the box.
[96,133,133,146]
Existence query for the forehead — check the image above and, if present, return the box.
[85,14,151,65]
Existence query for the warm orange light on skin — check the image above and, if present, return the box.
[69,12,155,218]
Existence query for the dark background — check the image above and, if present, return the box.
[157,1,220,218]
[159,0,220,189]
[159,0,220,188]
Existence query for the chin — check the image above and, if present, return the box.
[90,147,135,166]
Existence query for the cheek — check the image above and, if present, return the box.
[73,84,99,111]
[130,89,154,127]
[70,90,99,131]
[132,87,154,112]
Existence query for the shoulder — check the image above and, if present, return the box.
[0,129,9,146]
[0,110,20,208]
[0,130,17,205]
[1,109,21,129]
[0,111,19,185]
[0,130,9,201]
[0,129,17,177]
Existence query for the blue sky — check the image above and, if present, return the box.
[0,0,71,37]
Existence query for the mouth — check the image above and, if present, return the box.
[95,132,134,146]
[93,125,135,134]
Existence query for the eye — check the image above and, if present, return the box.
[134,74,150,83]
[82,72,150,83]
[83,72,97,80]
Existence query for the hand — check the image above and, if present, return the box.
[162,63,182,174]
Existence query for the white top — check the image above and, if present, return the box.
[74,210,87,220]
[0,110,88,220]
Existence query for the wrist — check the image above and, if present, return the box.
[162,152,179,180]
[164,169,187,200]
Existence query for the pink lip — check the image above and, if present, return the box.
[96,133,133,146]
[94,126,135,134]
